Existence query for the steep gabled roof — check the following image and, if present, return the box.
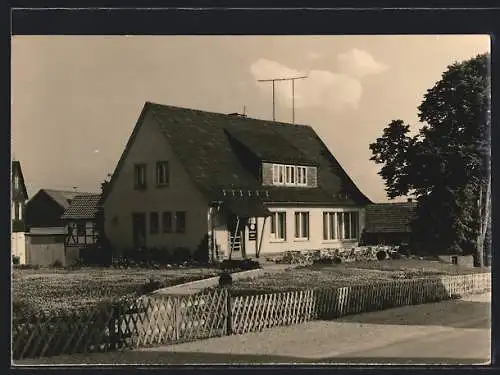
[61,194,101,220]
[33,189,90,210]
[12,160,28,200]
[364,202,417,233]
[105,102,372,206]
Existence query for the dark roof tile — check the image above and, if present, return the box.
[364,202,417,233]
[61,194,101,220]
[105,103,372,206]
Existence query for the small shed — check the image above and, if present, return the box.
[25,227,76,267]
[361,200,416,246]
[61,194,101,250]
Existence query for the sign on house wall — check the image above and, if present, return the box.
[248,222,257,241]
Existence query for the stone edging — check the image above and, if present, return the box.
[152,268,265,295]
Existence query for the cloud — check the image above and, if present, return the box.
[250,58,362,111]
[337,48,388,78]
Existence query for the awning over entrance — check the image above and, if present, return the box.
[223,199,271,218]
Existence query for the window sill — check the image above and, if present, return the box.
[269,239,287,243]
[134,186,148,191]
[322,239,358,244]
[293,238,309,242]
[156,184,169,188]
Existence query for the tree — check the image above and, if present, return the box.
[369,53,490,264]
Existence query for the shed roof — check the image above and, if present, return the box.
[61,194,101,220]
[364,202,417,233]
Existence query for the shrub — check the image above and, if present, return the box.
[220,259,261,271]
[219,272,233,287]
[376,250,387,261]
[80,244,112,267]
[12,255,20,265]
[333,256,342,264]
[139,278,166,295]
[389,252,402,260]
[172,247,192,264]
[193,234,209,264]
[52,260,63,268]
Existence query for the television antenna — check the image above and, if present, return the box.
[257,75,308,123]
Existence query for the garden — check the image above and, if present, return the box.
[12,266,220,320]
[223,257,489,295]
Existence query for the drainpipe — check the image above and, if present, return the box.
[256,216,268,259]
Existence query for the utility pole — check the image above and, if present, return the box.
[257,75,307,123]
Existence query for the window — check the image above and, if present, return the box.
[14,203,19,221]
[270,212,286,240]
[272,164,308,187]
[285,165,295,184]
[150,212,159,234]
[324,211,359,241]
[323,212,337,240]
[17,203,22,220]
[296,166,307,186]
[156,161,170,187]
[162,211,172,233]
[294,212,309,240]
[76,223,86,237]
[175,211,186,233]
[272,164,280,184]
[134,164,147,189]
[14,175,19,190]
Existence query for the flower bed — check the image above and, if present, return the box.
[267,246,400,265]
[227,259,488,294]
[12,267,220,319]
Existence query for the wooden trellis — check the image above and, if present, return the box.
[231,290,315,335]
[12,273,490,361]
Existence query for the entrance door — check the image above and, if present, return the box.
[132,213,147,249]
[227,215,246,259]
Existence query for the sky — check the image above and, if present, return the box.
[11,35,490,202]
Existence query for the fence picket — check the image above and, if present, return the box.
[12,273,490,360]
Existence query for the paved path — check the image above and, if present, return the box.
[15,293,490,366]
[154,261,297,295]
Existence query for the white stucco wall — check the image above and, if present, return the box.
[11,232,26,264]
[246,206,366,258]
[104,112,208,254]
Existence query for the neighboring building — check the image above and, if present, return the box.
[25,227,67,267]
[103,102,372,261]
[361,200,416,246]
[25,189,82,230]
[24,189,94,266]
[11,160,29,264]
[11,160,28,232]
[61,193,100,250]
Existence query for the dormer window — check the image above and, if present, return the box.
[272,164,308,187]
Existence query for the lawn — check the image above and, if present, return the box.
[12,266,220,318]
[227,259,489,294]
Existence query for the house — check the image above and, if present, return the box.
[25,189,82,230]
[11,160,29,264]
[103,102,372,262]
[61,193,100,250]
[361,200,417,246]
[24,189,95,266]
[11,160,28,232]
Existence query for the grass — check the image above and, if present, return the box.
[227,259,489,294]
[12,266,220,318]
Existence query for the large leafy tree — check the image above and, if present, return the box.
[369,53,490,264]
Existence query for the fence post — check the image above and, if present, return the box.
[174,298,181,342]
[226,290,233,336]
[108,303,119,351]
